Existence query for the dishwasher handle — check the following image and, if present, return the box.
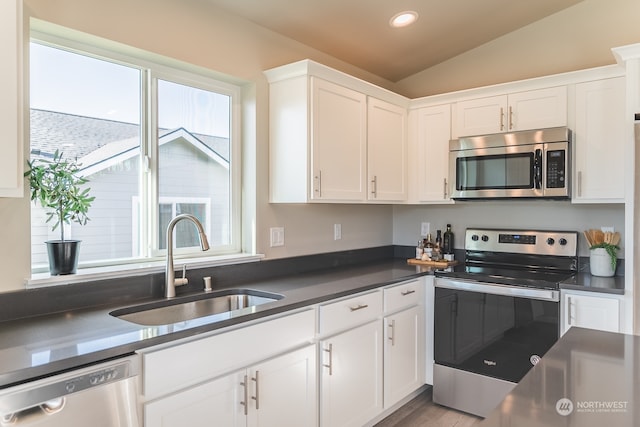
[1,398,66,426]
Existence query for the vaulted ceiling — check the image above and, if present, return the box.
[204,0,584,82]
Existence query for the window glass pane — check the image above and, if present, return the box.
[29,43,141,268]
[157,79,230,250]
[158,203,174,250]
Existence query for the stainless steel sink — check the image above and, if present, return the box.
[110,289,284,326]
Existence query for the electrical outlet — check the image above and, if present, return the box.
[421,222,430,237]
[601,226,615,233]
[270,227,285,247]
[334,224,342,240]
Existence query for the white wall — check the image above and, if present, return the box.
[393,203,625,258]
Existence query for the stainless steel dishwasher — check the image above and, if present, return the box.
[0,355,140,426]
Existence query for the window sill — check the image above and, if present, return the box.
[25,253,265,289]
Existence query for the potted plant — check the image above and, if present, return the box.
[584,229,620,277]
[25,150,95,275]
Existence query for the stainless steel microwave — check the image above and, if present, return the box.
[449,127,571,200]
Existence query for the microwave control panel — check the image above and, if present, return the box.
[546,150,566,189]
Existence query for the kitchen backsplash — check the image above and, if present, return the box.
[392,201,625,258]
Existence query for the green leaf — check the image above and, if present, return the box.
[24,151,95,240]
[590,242,619,270]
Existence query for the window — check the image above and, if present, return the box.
[29,39,241,272]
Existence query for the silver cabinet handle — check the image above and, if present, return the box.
[443,178,448,199]
[388,319,396,346]
[371,176,377,198]
[251,370,260,410]
[567,296,574,326]
[401,289,416,296]
[509,106,514,130]
[240,374,249,415]
[315,170,322,197]
[349,304,369,312]
[499,107,505,131]
[577,171,582,197]
[323,344,333,375]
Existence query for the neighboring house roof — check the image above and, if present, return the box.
[79,127,229,177]
[29,109,230,164]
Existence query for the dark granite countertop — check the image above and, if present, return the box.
[481,327,638,426]
[560,273,625,295]
[0,257,433,388]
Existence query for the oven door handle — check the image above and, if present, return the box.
[435,278,559,302]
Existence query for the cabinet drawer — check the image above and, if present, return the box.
[384,280,423,313]
[319,290,382,335]
[141,308,315,400]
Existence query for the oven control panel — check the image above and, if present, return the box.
[465,228,578,256]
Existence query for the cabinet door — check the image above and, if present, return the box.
[384,305,425,408]
[311,78,367,201]
[454,95,506,137]
[320,321,383,427]
[562,292,620,335]
[411,104,452,202]
[144,370,245,427]
[367,97,407,201]
[508,86,567,131]
[573,77,626,202]
[249,345,317,427]
[0,0,23,197]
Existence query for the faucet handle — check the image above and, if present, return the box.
[175,264,188,287]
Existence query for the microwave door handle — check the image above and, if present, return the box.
[534,149,542,190]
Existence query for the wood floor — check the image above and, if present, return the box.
[375,388,482,427]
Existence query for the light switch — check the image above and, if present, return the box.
[270,227,285,247]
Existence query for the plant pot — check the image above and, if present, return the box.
[590,247,616,277]
[46,240,81,275]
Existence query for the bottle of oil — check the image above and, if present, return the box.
[443,224,454,255]
[424,234,434,259]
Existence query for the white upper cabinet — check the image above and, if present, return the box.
[408,104,452,203]
[311,78,367,202]
[367,97,407,202]
[572,77,626,203]
[453,86,567,138]
[0,0,24,197]
[266,60,409,203]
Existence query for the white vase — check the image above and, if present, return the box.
[590,248,615,277]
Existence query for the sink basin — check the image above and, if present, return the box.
[110,289,284,326]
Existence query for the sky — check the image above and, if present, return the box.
[30,42,230,138]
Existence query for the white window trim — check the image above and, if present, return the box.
[29,19,248,280]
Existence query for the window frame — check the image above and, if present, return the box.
[29,27,243,273]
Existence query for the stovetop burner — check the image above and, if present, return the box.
[435,228,579,290]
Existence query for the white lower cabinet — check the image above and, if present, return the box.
[145,370,243,427]
[140,309,316,427]
[384,305,424,408]
[320,320,383,427]
[141,280,428,427]
[561,291,621,336]
[145,345,317,427]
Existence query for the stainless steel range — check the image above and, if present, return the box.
[433,228,578,417]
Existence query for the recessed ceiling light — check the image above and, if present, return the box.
[389,11,418,28]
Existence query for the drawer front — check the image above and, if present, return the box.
[319,290,382,335]
[141,308,316,400]
[384,279,423,313]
